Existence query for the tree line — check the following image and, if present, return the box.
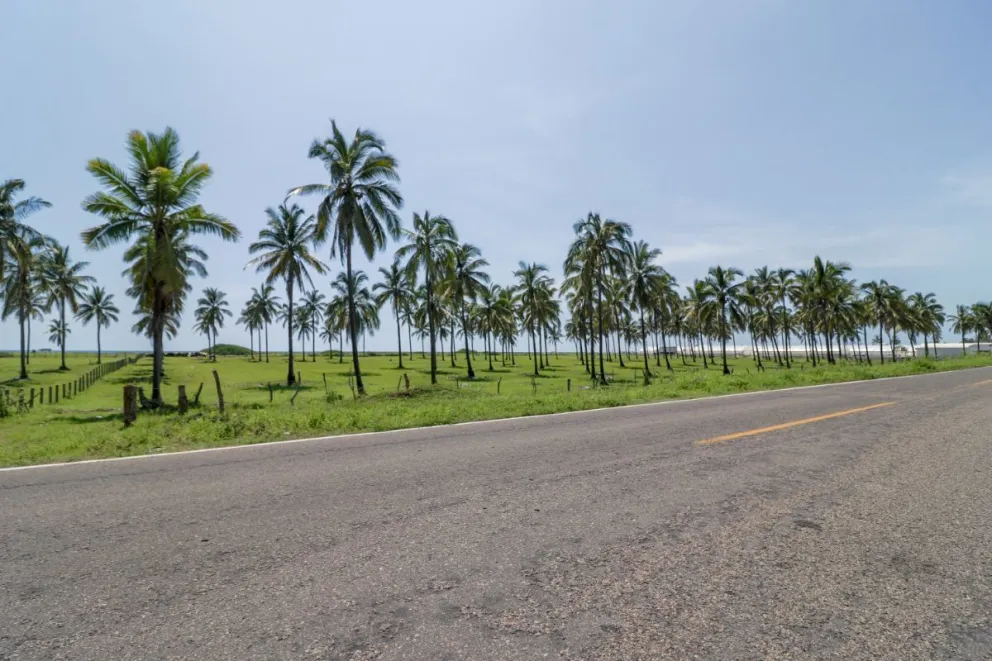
[3,123,990,404]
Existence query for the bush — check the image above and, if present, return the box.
[207,344,253,356]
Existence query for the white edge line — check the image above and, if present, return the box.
[1,366,987,473]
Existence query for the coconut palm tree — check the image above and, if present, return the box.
[565,213,632,385]
[625,240,665,378]
[702,266,744,374]
[950,305,973,356]
[81,128,240,405]
[247,203,326,386]
[194,288,231,360]
[0,179,50,295]
[395,212,458,385]
[37,244,94,371]
[300,289,326,361]
[289,120,403,395]
[861,280,898,365]
[248,284,279,363]
[514,262,554,377]
[372,260,413,369]
[47,319,70,352]
[445,243,490,379]
[972,303,992,354]
[76,286,119,364]
[1,233,47,379]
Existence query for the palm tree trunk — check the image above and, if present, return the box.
[60,299,68,370]
[18,307,27,380]
[344,245,364,395]
[863,326,872,366]
[487,331,494,371]
[96,323,102,365]
[720,305,730,375]
[150,284,166,406]
[286,282,295,386]
[596,274,607,385]
[700,333,709,369]
[617,329,626,368]
[339,332,344,363]
[312,312,317,361]
[395,306,404,369]
[407,320,413,361]
[426,274,438,385]
[640,308,651,377]
[462,304,474,379]
[265,322,270,363]
[26,316,31,364]
[449,319,456,367]
[531,329,539,377]
[878,320,885,365]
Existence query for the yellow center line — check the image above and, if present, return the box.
[696,402,896,446]
[972,379,992,387]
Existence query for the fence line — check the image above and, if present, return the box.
[1,355,138,415]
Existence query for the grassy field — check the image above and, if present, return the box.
[2,348,990,467]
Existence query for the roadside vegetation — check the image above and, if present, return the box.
[2,351,991,467]
[4,125,992,466]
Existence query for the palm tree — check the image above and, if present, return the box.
[76,286,119,364]
[194,288,231,360]
[972,303,992,354]
[248,284,279,363]
[625,240,665,378]
[47,319,70,352]
[396,211,458,385]
[289,120,403,395]
[332,270,378,361]
[294,304,315,362]
[702,266,744,374]
[514,262,554,377]
[861,280,897,365]
[300,289,326,361]
[38,244,94,371]
[81,128,240,405]
[1,233,47,379]
[0,179,50,295]
[950,305,973,356]
[445,243,490,379]
[565,213,632,385]
[247,203,327,386]
[373,260,413,369]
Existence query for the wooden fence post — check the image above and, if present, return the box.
[212,370,225,413]
[177,385,188,414]
[123,385,137,427]
[268,382,273,403]
[567,378,571,392]
[29,389,34,408]
[193,382,204,406]
[497,377,502,394]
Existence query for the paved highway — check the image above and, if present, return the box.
[3,368,992,660]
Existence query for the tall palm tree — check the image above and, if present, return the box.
[703,266,744,374]
[194,287,231,360]
[332,270,378,360]
[76,286,119,364]
[248,284,280,363]
[972,303,992,354]
[300,289,326,361]
[950,304,973,356]
[565,213,632,385]
[373,260,413,369]
[396,211,458,385]
[289,120,403,395]
[38,244,94,371]
[445,243,490,379]
[1,233,47,379]
[81,128,240,405]
[47,319,70,352]
[514,262,554,377]
[625,240,665,378]
[0,179,50,295]
[861,280,896,365]
[247,203,327,386]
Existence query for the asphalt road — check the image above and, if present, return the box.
[3,368,992,661]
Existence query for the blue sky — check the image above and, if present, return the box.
[2,0,991,351]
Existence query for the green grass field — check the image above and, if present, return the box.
[2,348,990,467]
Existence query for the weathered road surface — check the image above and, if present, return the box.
[3,368,992,661]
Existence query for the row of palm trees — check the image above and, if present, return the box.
[3,123,988,402]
